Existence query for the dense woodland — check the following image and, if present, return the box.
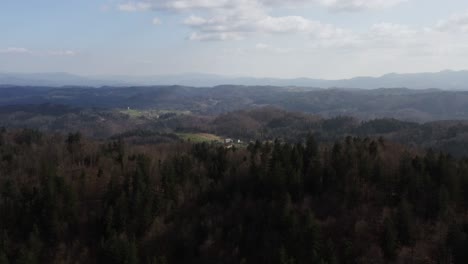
[3,104,468,157]
[1,128,468,263]
[3,85,468,121]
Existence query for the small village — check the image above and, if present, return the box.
[222,138,242,148]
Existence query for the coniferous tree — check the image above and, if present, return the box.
[446,224,468,264]
[0,251,8,264]
[396,199,416,246]
[381,217,398,260]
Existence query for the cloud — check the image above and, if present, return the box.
[152,17,162,25]
[0,47,31,54]
[164,0,233,10]
[436,11,468,33]
[48,50,77,56]
[255,43,270,49]
[118,0,255,12]
[118,0,409,12]
[183,11,352,42]
[118,2,152,12]
[117,0,411,42]
[189,32,244,41]
[257,16,321,34]
[370,23,416,38]
[118,0,229,12]
[318,0,409,11]
[112,2,468,68]
[118,0,408,42]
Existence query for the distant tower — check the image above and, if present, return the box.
[128,107,130,110]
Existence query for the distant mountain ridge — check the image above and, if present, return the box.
[2,70,468,89]
[0,72,131,87]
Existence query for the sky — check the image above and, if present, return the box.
[2,0,468,79]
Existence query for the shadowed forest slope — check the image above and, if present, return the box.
[1,129,468,263]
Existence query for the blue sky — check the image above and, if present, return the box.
[2,0,468,79]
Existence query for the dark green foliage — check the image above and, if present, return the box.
[0,129,4,147]
[16,228,42,264]
[356,119,417,135]
[0,251,8,264]
[396,199,416,246]
[381,218,398,260]
[100,234,139,264]
[66,132,82,151]
[446,224,468,264]
[13,129,42,146]
[0,130,467,263]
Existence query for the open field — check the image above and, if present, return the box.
[120,109,191,119]
[177,133,222,143]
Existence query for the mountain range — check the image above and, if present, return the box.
[2,70,468,89]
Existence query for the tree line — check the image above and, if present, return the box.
[1,128,468,263]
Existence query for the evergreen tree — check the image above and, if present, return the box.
[0,251,8,264]
[381,217,398,260]
[396,199,416,246]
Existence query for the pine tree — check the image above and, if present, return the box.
[279,246,296,264]
[396,199,416,246]
[0,251,9,264]
[381,217,398,260]
[438,186,450,218]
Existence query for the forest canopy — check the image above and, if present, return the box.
[1,128,468,263]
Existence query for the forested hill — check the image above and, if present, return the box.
[1,130,468,263]
[2,105,468,157]
[2,85,468,121]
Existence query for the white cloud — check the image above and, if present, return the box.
[152,17,162,25]
[257,16,317,33]
[112,2,468,74]
[0,47,31,54]
[255,43,269,49]
[370,23,416,38]
[319,0,408,11]
[119,0,260,12]
[118,0,409,12]
[117,0,411,42]
[113,0,468,63]
[118,0,231,12]
[164,0,232,10]
[184,15,208,26]
[436,11,468,33]
[48,50,77,56]
[183,11,352,42]
[189,32,244,41]
[118,2,152,12]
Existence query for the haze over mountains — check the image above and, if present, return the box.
[2,70,468,89]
